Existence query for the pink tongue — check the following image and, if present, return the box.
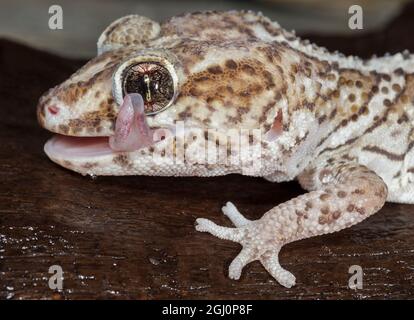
[109,93,154,152]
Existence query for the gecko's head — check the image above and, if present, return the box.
[37,11,318,178]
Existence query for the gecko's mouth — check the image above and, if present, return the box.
[45,135,113,159]
[44,94,171,160]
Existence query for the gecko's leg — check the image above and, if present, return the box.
[196,162,388,287]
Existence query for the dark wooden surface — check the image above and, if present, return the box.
[1,3,414,300]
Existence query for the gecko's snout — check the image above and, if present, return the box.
[42,93,173,164]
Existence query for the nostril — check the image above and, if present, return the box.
[47,105,59,115]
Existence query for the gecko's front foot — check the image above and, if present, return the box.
[195,202,296,288]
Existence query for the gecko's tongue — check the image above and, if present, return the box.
[109,93,154,152]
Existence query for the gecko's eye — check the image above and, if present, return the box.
[113,56,177,115]
[123,62,174,114]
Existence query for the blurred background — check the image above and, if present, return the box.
[0,0,410,58]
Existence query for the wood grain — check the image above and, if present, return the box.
[1,3,414,299]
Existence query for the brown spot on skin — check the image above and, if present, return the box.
[361,92,369,100]
[332,210,341,220]
[113,154,131,168]
[207,65,223,74]
[394,68,404,76]
[356,207,366,215]
[178,109,192,120]
[347,204,355,212]
[295,210,305,217]
[382,74,391,81]
[348,94,356,102]
[337,191,347,198]
[318,114,327,124]
[206,96,214,104]
[318,216,326,225]
[189,87,201,97]
[352,189,365,195]
[349,104,358,113]
[326,73,336,81]
[383,99,392,107]
[225,59,237,69]
[241,64,256,75]
[401,95,409,104]
[397,113,409,124]
[381,86,389,94]
[226,86,234,93]
[321,207,330,215]
[392,84,402,93]
[359,106,369,115]
[305,201,313,211]
[262,70,275,88]
[304,67,312,78]
[320,193,330,201]
[332,90,340,98]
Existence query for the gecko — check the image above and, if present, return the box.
[37,11,414,288]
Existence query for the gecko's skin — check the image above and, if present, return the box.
[37,11,414,288]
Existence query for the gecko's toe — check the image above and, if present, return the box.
[228,247,255,280]
[221,201,251,227]
[195,218,244,242]
[281,271,296,288]
[260,250,296,288]
[222,202,238,218]
[195,218,213,232]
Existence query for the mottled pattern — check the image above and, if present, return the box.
[37,11,414,287]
